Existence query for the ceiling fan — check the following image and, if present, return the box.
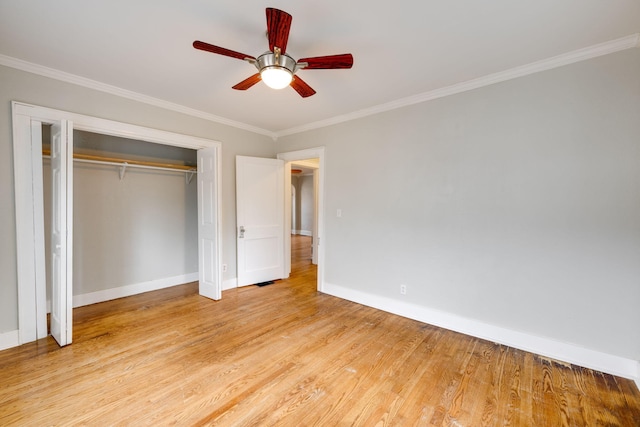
[193,7,353,98]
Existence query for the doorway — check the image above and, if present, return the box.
[41,127,199,325]
[277,147,325,292]
[289,159,319,266]
[12,101,222,347]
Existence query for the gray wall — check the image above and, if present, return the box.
[291,174,314,234]
[291,175,301,232]
[300,175,314,234]
[277,48,640,361]
[0,64,275,334]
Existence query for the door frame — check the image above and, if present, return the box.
[12,101,222,345]
[277,147,325,292]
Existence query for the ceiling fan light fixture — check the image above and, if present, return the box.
[256,51,297,90]
[260,66,293,89]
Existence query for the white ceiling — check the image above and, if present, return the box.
[1,1,639,136]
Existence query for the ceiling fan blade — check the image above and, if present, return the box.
[290,75,316,98]
[266,8,292,54]
[232,74,262,90]
[297,54,354,69]
[193,40,255,61]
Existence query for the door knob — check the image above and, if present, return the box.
[239,226,245,238]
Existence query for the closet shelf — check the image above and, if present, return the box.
[42,149,197,172]
[42,149,197,183]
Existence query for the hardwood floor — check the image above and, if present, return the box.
[1,235,638,425]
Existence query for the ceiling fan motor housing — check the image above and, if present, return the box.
[256,51,297,74]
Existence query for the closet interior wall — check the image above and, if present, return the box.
[41,127,199,307]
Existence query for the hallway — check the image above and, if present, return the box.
[290,234,316,282]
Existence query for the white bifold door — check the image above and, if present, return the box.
[50,120,73,346]
[198,147,221,300]
[236,156,285,286]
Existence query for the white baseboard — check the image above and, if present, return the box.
[72,273,199,308]
[323,282,640,383]
[222,278,238,291]
[299,230,312,237]
[0,330,20,351]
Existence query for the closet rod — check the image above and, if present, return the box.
[42,149,196,172]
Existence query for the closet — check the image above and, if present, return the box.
[41,128,198,318]
[12,102,222,348]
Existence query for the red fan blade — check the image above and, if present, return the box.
[290,75,316,98]
[297,54,354,69]
[232,74,261,90]
[193,40,255,61]
[266,8,292,54]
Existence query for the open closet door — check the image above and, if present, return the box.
[197,147,221,300]
[236,156,284,287]
[50,120,73,346]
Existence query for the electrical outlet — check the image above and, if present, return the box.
[400,284,407,295]
[222,264,227,273]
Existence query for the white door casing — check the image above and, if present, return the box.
[197,147,222,300]
[312,169,319,265]
[50,120,73,346]
[236,156,285,287]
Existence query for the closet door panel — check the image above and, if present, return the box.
[197,147,221,300]
[50,120,73,347]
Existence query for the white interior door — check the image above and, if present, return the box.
[50,120,73,346]
[197,147,221,300]
[236,156,284,287]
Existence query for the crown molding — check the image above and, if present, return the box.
[2,33,638,141]
[0,54,276,139]
[275,33,640,138]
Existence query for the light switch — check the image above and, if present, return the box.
[336,209,342,218]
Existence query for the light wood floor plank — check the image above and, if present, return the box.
[0,235,638,425]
